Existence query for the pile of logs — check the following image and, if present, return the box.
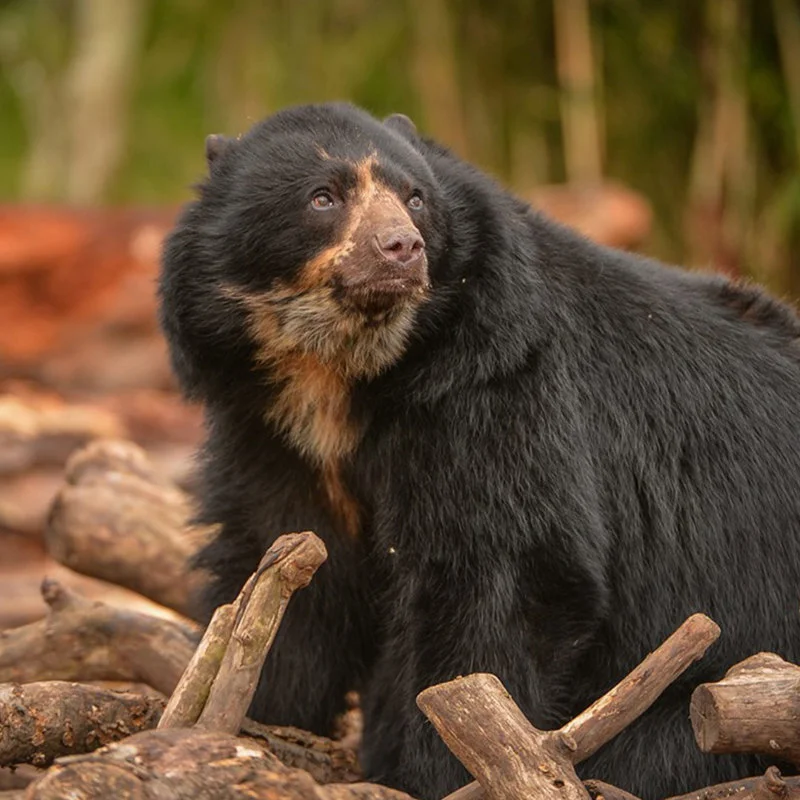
[0,438,799,799]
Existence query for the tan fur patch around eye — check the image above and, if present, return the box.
[298,155,411,290]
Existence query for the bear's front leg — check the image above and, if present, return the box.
[359,553,603,800]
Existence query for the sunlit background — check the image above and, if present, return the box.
[3,1,799,283]
[0,0,798,629]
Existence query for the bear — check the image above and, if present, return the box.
[158,102,800,799]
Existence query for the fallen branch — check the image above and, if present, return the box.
[421,672,590,799]
[158,602,237,729]
[45,439,203,617]
[196,532,328,733]
[0,678,361,785]
[0,681,164,768]
[421,613,721,800]
[22,729,412,800]
[561,614,721,762]
[0,578,198,696]
[691,652,800,766]
[664,766,800,800]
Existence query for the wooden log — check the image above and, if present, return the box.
[197,532,328,733]
[421,614,721,800]
[0,578,198,696]
[0,682,164,768]
[22,729,413,800]
[0,678,360,785]
[45,439,204,618]
[241,719,361,785]
[0,395,124,476]
[691,652,800,765]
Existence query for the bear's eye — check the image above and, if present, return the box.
[311,191,335,210]
[407,193,424,211]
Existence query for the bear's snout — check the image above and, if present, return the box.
[373,228,425,266]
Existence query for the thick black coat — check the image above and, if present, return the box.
[159,102,800,799]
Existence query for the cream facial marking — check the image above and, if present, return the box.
[216,155,429,537]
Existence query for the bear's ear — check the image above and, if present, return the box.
[384,113,418,141]
[205,134,232,171]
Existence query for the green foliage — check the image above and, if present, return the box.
[0,0,797,291]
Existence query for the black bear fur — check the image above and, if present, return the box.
[158,102,800,799]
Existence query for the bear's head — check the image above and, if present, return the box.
[159,103,449,418]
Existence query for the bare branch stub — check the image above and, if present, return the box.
[417,673,590,800]
[562,613,720,762]
[196,531,328,735]
[158,602,237,729]
[691,652,800,766]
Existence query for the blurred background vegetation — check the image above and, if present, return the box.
[1,0,799,296]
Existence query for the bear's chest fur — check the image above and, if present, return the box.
[266,353,362,539]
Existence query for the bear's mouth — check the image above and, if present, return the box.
[333,273,429,318]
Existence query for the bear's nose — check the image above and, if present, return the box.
[374,229,425,265]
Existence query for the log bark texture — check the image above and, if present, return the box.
[45,439,203,617]
[158,603,237,729]
[584,780,642,800]
[0,682,164,767]
[691,652,800,765]
[0,578,360,784]
[22,729,412,800]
